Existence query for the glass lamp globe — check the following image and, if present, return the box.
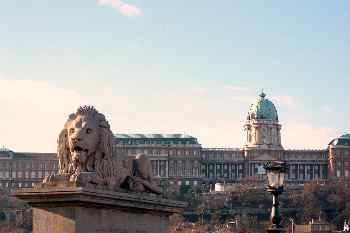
[266,169,285,189]
[264,161,288,189]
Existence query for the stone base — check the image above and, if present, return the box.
[15,187,186,233]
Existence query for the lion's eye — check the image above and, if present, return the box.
[69,128,75,134]
[86,128,92,134]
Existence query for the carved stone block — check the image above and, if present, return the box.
[15,187,186,233]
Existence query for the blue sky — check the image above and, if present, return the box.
[0,0,349,151]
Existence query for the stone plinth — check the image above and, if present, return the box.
[15,187,186,233]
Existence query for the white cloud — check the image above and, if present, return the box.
[282,122,336,149]
[0,76,337,152]
[0,76,87,152]
[190,122,245,148]
[231,95,254,104]
[321,105,333,113]
[97,0,141,16]
[230,93,297,109]
[224,85,249,92]
[271,95,297,108]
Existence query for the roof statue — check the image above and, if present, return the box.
[42,105,162,195]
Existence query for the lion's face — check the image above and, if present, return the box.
[67,115,99,170]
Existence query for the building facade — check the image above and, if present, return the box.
[113,92,349,186]
[0,148,57,191]
[1,92,349,191]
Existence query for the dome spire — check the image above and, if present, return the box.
[259,89,266,98]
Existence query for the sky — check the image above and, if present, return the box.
[0,0,349,152]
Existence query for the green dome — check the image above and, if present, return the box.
[247,92,278,121]
[329,134,350,146]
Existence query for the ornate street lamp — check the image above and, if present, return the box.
[264,161,288,233]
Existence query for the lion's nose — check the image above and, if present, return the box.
[71,136,82,142]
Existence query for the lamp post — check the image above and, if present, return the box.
[289,218,294,233]
[264,161,288,233]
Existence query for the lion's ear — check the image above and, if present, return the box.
[57,129,70,174]
[68,113,76,120]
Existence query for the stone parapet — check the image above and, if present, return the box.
[15,187,186,233]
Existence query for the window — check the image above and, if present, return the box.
[178,181,182,186]
[185,180,190,185]
[337,170,341,177]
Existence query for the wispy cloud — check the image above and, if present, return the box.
[0,76,87,152]
[272,95,297,108]
[231,95,254,104]
[97,0,141,16]
[224,85,249,92]
[321,105,333,114]
[187,87,208,95]
[283,122,336,149]
[230,94,297,109]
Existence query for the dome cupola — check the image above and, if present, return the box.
[244,91,283,150]
[329,134,350,147]
[247,91,278,121]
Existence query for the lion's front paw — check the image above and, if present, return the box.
[42,173,57,184]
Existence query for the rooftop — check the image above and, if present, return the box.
[114,133,200,145]
[329,133,350,147]
[114,133,196,139]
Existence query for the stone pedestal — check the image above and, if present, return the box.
[15,187,186,233]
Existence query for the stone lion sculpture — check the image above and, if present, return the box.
[43,106,161,195]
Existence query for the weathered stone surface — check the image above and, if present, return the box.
[14,106,186,233]
[45,105,162,195]
[15,187,186,233]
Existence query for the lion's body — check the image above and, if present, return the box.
[53,106,161,194]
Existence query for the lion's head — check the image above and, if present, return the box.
[57,106,115,179]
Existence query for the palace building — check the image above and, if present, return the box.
[0,92,349,191]
[114,92,347,186]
